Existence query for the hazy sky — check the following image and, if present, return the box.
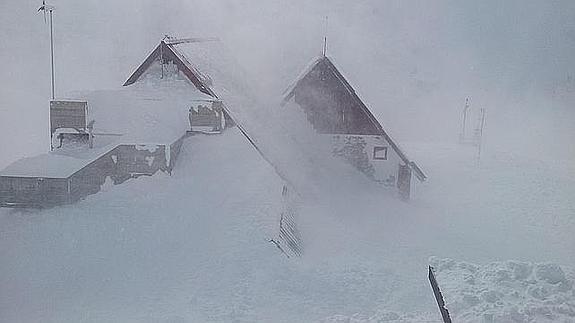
[1,0,574,168]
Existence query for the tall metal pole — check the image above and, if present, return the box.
[460,97,470,142]
[49,8,55,100]
[322,15,328,57]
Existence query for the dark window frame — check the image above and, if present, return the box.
[373,146,388,160]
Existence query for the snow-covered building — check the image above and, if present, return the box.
[282,55,426,199]
[0,82,205,207]
[0,36,285,209]
[0,38,230,208]
[0,37,425,208]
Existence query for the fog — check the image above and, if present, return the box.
[1,0,574,169]
[1,2,575,321]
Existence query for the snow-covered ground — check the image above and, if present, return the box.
[1,1,574,321]
[1,124,573,322]
[430,257,575,322]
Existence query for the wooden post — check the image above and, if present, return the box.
[429,266,453,323]
[397,164,411,200]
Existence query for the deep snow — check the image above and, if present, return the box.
[431,257,575,322]
[1,1,574,321]
[1,124,574,322]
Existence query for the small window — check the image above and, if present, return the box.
[373,146,388,160]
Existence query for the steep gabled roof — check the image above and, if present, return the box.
[124,39,215,96]
[123,38,308,192]
[283,56,426,181]
[123,38,426,185]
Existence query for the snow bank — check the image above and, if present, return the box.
[321,258,575,323]
[0,128,409,322]
[0,144,114,178]
[1,130,574,322]
[430,257,575,322]
[321,312,431,323]
[0,74,205,178]
[81,78,207,145]
[173,40,382,200]
[2,38,573,323]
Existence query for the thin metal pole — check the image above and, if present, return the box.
[460,97,469,142]
[462,99,468,138]
[160,41,164,79]
[322,16,328,57]
[477,108,486,163]
[49,9,55,100]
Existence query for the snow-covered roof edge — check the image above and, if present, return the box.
[123,40,215,97]
[281,55,427,182]
[123,38,302,189]
[281,56,323,103]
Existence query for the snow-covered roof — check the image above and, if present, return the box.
[122,38,425,193]
[84,76,211,144]
[0,148,109,178]
[168,39,262,120]
[0,74,211,178]
[167,40,313,190]
[281,56,323,100]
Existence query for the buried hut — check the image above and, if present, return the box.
[0,35,305,256]
[0,36,291,209]
[282,55,426,199]
[0,38,231,208]
[0,37,425,210]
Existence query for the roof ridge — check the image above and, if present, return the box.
[164,37,219,45]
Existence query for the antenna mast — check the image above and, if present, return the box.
[160,35,172,79]
[49,7,55,99]
[322,15,328,57]
[38,1,56,99]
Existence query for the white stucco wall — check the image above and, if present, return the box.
[329,134,403,186]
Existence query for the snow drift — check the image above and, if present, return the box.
[431,257,575,323]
